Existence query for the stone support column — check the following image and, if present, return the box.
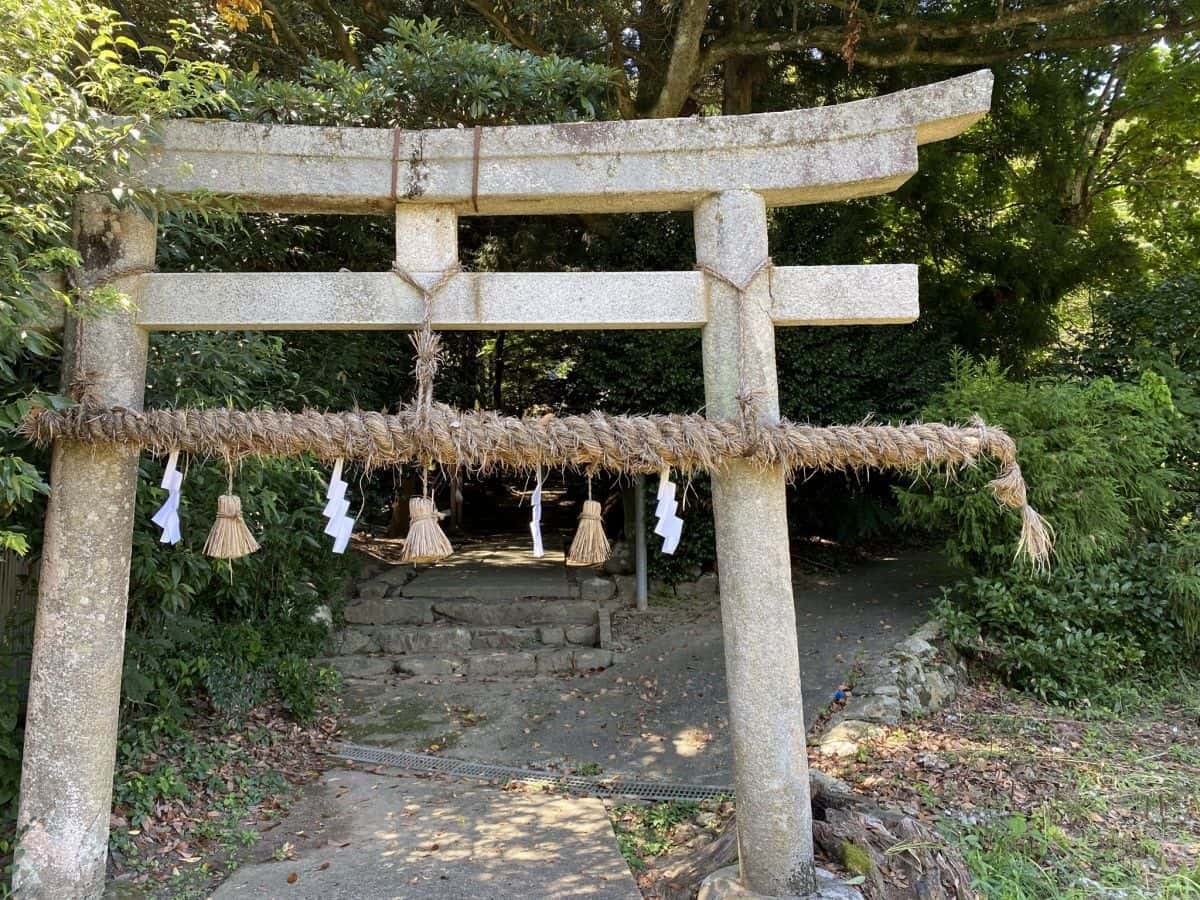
[696,190,816,896]
[15,196,154,899]
[395,202,458,272]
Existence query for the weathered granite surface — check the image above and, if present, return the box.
[133,72,991,215]
[131,265,918,331]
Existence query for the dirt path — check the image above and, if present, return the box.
[340,549,956,783]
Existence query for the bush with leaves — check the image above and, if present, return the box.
[228,17,613,129]
[0,0,228,552]
[898,354,1178,574]
[899,354,1195,701]
[120,330,354,727]
[937,527,1200,703]
[1064,273,1200,510]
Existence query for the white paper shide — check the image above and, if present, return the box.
[151,450,183,544]
[654,468,683,554]
[322,458,356,554]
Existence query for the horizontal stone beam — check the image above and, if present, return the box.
[132,72,991,215]
[131,266,917,331]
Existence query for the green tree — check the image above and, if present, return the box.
[0,1,227,553]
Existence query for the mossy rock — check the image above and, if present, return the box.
[841,839,875,875]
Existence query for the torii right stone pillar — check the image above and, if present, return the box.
[696,190,816,896]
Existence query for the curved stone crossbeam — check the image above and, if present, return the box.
[133,71,992,215]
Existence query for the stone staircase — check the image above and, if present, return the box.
[325,544,623,680]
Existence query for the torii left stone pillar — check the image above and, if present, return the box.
[15,197,153,899]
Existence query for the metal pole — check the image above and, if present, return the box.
[634,474,648,611]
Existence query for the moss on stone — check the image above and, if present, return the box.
[841,840,874,875]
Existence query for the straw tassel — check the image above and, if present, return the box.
[400,495,453,564]
[203,494,260,559]
[568,497,610,566]
[987,462,1053,570]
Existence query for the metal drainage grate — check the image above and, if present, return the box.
[335,743,732,802]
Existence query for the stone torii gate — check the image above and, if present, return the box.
[17,72,993,898]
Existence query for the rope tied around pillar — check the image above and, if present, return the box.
[695,257,773,440]
[390,262,461,415]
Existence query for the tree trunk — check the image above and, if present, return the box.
[492,331,506,410]
[721,54,763,115]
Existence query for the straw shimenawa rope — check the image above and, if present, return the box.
[22,404,1053,567]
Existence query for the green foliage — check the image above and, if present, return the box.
[228,17,614,129]
[120,329,355,727]
[900,352,1197,702]
[0,0,228,551]
[897,354,1178,574]
[0,675,22,831]
[112,716,291,840]
[1066,273,1200,504]
[937,528,1200,702]
[612,801,699,870]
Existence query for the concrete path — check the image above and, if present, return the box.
[212,549,954,899]
[341,549,956,784]
[212,768,639,900]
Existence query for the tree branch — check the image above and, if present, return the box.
[851,21,1200,67]
[309,0,361,67]
[466,0,548,55]
[700,0,1190,70]
[262,0,310,59]
[700,17,1198,71]
[600,10,637,119]
[648,0,711,118]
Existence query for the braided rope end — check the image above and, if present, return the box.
[988,463,1053,570]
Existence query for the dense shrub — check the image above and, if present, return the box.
[228,17,613,129]
[937,529,1200,702]
[898,354,1178,574]
[900,354,1195,701]
[120,331,356,727]
[1066,273,1200,510]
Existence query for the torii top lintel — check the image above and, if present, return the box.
[135,71,992,217]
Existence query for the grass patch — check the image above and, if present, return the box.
[611,801,701,871]
[822,677,1200,898]
[609,796,734,877]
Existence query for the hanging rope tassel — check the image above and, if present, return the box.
[568,477,610,566]
[391,254,462,565]
[204,493,259,559]
[988,461,1054,571]
[400,493,453,565]
[204,467,259,559]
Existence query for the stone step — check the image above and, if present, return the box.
[342,595,609,629]
[431,598,600,627]
[331,622,601,656]
[323,647,617,681]
[344,596,434,626]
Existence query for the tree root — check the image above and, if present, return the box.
[645,772,974,899]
